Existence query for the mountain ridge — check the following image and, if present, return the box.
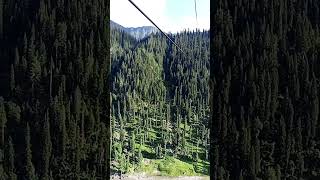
[110,20,159,40]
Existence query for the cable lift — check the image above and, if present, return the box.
[111,0,200,55]
[194,0,198,25]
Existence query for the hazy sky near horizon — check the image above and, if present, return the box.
[110,0,210,33]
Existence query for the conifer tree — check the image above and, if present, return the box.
[0,97,6,148]
[10,65,15,93]
[24,123,36,180]
[0,149,7,179]
[6,137,17,180]
[40,112,52,180]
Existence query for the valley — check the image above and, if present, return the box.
[110,22,210,177]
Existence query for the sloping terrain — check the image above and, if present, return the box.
[110,27,210,176]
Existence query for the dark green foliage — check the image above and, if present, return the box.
[0,0,109,178]
[0,97,6,148]
[110,27,210,175]
[6,137,17,180]
[212,0,320,179]
[24,123,36,180]
[40,112,51,180]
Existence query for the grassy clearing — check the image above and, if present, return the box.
[137,144,154,154]
[135,156,209,177]
[158,156,196,176]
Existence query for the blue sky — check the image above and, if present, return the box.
[110,0,210,33]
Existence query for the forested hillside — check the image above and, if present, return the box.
[0,0,110,179]
[110,27,210,176]
[212,0,320,179]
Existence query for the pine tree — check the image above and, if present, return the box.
[266,166,277,180]
[59,103,67,160]
[40,112,52,180]
[255,137,261,174]
[10,65,15,93]
[74,86,82,119]
[24,123,36,180]
[0,97,6,148]
[249,146,256,179]
[0,149,8,179]
[75,126,80,180]
[137,144,143,164]
[311,76,319,138]
[28,24,41,84]
[130,131,135,156]
[6,137,17,180]
[276,164,281,180]
[49,57,53,100]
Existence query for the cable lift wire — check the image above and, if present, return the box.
[127,0,184,53]
[194,0,198,25]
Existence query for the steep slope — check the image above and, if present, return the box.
[212,0,320,179]
[0,0,110,179]
[110,28,210,176]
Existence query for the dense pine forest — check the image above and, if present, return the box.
[0,0,110,179]
[110,27,210,176]
[212,0,320,179]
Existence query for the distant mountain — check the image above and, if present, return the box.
[124,26,159,40]
[110,20,125,30]
[110,20,159,40]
